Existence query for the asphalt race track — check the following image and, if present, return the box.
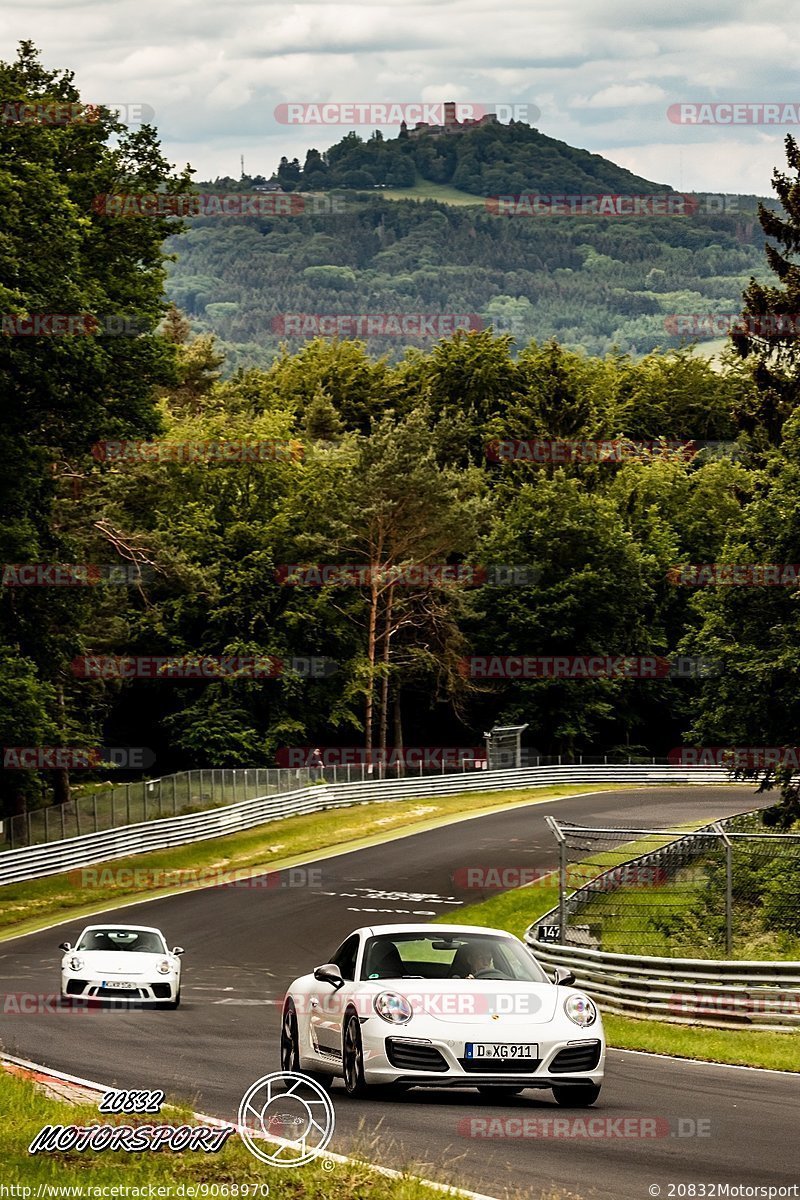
[1,786,797,1199]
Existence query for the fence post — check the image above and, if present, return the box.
[93,794,98,832]
[27,810,32,846]
[713,822,734,956]
[172,774,178,814]
[126,783,131,825]
[111,788,116,828]
[546,816,568,947]
[61,804,66,840]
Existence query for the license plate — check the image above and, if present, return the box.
[465,1043,538,1060]
[102,980,136,990]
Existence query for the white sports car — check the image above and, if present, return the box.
[59,924,183,1007]
[280,923,604,1105]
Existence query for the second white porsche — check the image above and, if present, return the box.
[280,923,605,1104]
[59,924,183,1007]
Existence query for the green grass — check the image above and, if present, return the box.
[605,1014,799,1072]
[0,783,635,942]
[370,176,485,205]
[0,1065,476,1197]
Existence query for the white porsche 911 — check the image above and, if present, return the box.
[59,924,183,1007]
[280,923,604,1105]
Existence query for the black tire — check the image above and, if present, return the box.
[168,990,181,1010]
[281,1002,300,1073]
[552,1083,601,1107]
[477,1086,525,1100]
[342,1012,369,1098]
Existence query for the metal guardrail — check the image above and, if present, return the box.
[526,813,800,1032]
[0,763,733,887]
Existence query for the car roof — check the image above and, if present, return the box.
[80,924,165,935]
[354,923,519,939]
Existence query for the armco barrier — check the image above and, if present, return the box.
[0,763,733,887]
[525,813,800,1032]
[527,940,800,1033]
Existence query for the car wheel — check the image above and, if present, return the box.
[552,1083,601,1107]
[167,990,181,1010]
[281,1002,300,1073]
[342,1013,369,1098]
[477,1086,525,1100]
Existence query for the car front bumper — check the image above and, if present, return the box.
[61,974,179,1003]
[359,1016,605,1088]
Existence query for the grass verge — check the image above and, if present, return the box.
[0,1064,476,1198]
[0,784,634,943]
[603,1014,798,1071]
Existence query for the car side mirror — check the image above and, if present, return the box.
[59,942,72,952]
[172,947,185,955]
[553,966,576,986]
[314,963,344,990]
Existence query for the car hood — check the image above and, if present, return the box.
[363,978,560,1025]
[64,951,170,976]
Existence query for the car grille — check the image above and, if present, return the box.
[386,1039,449,1072]
[549,1041,602,1073]
[458,1056,542,1074]
[65,980,86,995]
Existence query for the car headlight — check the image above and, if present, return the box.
[69,956,83,972]
[564,994,597,1027]
[373,991,413,1024]
[156,959,173,975]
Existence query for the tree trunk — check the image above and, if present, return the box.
[378,584,394,761]
[364,572,379,766]
[393,687,404,778]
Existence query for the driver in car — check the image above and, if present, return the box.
[465,945,494,978]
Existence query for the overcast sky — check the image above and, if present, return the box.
[4,0,798,194]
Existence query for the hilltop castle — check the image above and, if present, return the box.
[403,101,499,139]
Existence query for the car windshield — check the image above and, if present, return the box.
[76,929,166,954]
[360,932,549,982]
